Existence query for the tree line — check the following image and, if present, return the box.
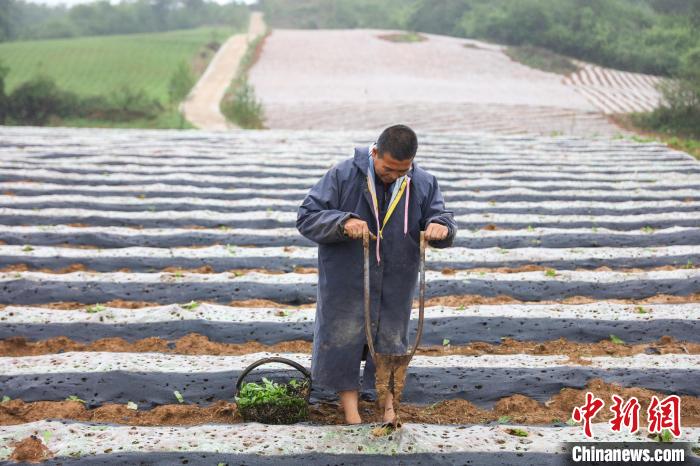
[0,0,249,41]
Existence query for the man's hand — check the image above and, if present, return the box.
[344,218,377,240]
[425,222,449,241]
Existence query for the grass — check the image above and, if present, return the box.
[0,26,238,129]
[610,114,700,160]
[0,26,236,102]
[651,429,674,443]
[505,45,579,76]
[85,304,106,313]
[180,300,200,311]
[54,106,196,130]
[377,32,427,43]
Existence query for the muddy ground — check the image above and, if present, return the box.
[3,291,700,312]
[1,379,698,428]
[1,334,697,362]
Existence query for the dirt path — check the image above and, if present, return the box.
[180,12,266,130]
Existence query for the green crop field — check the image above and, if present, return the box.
[0,26,236,102]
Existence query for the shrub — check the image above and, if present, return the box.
[0,60,8,124]
[168,60,196,105]
[222,77,264,129]
[633,46,700,138]
[105,85,163,121]
[7,75,78,125]
[505,45,579,75]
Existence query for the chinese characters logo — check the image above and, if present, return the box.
[571,392,681,438]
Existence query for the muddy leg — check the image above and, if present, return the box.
[382,391,396,423]
[373,358,391,423]
[389,364,407,427]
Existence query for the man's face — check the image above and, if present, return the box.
[371,147,413,184]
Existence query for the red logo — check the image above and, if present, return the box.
[572,393,683,438]
[572,391,605,438]
[647,394,682,437]
[609,394,640,434]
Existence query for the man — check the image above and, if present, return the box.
[296,124,457,424]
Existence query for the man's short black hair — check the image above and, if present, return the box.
[376,124,418,161]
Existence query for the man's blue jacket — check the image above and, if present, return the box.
[296,145,457,393]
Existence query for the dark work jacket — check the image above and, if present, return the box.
[296,145,458,393]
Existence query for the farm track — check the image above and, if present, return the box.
[180,12,266,130]
[0,126,699,464]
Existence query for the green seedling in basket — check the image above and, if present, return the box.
[235,376,309,424]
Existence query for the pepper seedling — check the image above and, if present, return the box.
[235,377,309,424]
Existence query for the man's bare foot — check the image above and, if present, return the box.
[338,389,362,424]
[344,411,362,424]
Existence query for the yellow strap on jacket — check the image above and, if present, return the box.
[366,173,408,240]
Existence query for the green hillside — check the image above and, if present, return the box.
[0,26,234,102]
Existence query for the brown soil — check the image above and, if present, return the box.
[1,399,236,427]
[2,263,317,275]
[229,299,315,308]
[15,300,164,310]
[1,263,90,274]
[163,265,214,274]
[10,292,700,311]
[1,264,30,272]
[422,335,699,365]
[487,378,700,427]
[420,292,700,307]
[2,334,697,361]
[447,264,692,274]
[9,435,52,463]
[2,379,699,427]
[293,266,318,274]
[232,268,286,275]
